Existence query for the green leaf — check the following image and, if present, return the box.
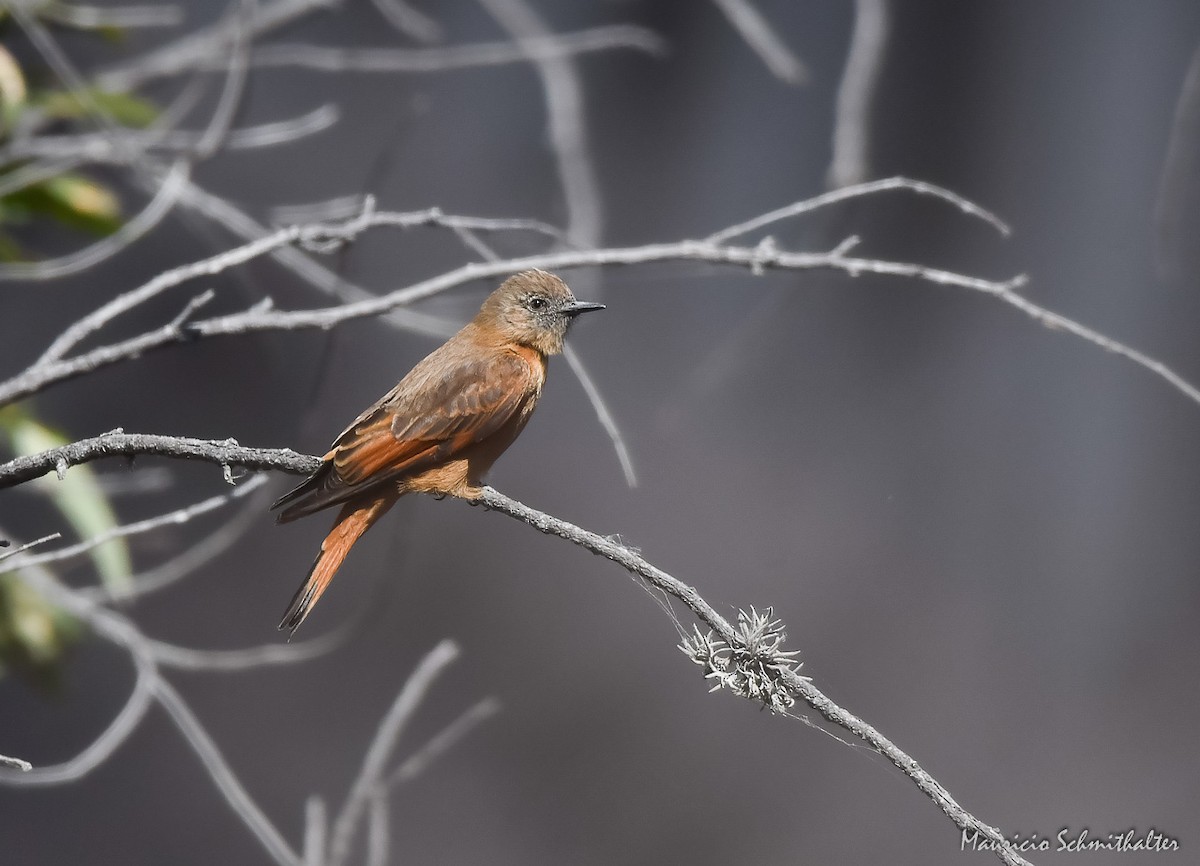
[0,406,132,594]
[2,172,123,236]
[0,44,27,135]
[0,571,84,692]
[38,88,158,128]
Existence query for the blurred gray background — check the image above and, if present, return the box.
[3,1,1200,864]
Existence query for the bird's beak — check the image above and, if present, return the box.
[563,300,605,316]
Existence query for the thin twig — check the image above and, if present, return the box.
[270,193,373,225]
[154,677,302,866]
[2,655,156,785]
[227,104,341,149]
[190,0,256,160]
[368,0,442,43]
[2,230,1021,409]
[0,552,160,787]
[711,0,808,84]
[205,25,666,73]
[0,533,62,563]
[468,487,1036,866]
[826,0,890,189]
[479,0,605,252]
[0,549,303,862]
[5,222,1199,418]
[0,160,191,282]
[94,0,337,92]
[385,697,501,787]
[1,445,1049,866]
[562,344,637,487]
[145,619,352,672]
[7,475,268,573]
[0,432,318,488]
[707,175,1012,242]
[3,105,341,161]
[4,289,222,406]
[366,793,390,866]
[39,3,184,29]
[79,482,271,602]
[328,639,461,866]
[1153,40,1200,281]
[303,796,327,866]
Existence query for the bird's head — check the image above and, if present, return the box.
[478,269,604,356]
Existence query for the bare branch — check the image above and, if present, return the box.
[9,4,141,159]
[1153,40,1200,281]
[1,654,156,786]
[94,0,337,92]
[146,627,349,672]
[0,160,191,282]
[4,209,1198,421]
[385,697,501,788]
[190,0,256,160]
[368,0,442,43]
[186,241,1027,335]
[991,286,1200,405]
[826,0,890,189]
[206,25,666,73]
[707,175,1012,242]
[3,290,221,406]
[38,3,185,29]
[0,440,1059,866]
[1,538,462,866]
[562,344,637,487]
[29,205,355,367]
[366,791,390,866]
[7,475,269,573]
[227,104,341,149]
[467,487,1036,866]
[303,796,327,866]
[2,231,1023,408]
[269,193,373,225]
[154,677,302,866]
[479,0,605,252]
[711,0,808,84]
[3,105,341,161]
[328,639,461,866]
[0,431,318,488]
[79,482,270,602]
[0,533,62,563]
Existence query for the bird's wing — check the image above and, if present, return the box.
[274,349,536,520]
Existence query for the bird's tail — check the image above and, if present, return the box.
[279,492,397,635]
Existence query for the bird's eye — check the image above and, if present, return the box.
[527,296,547,311]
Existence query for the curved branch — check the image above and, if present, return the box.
[9,474,269,572]
[2,653,156,786]
[0,160,191,282]
[0,430,1034,866]
[471,486,1033,866]
[237,25,665,73]
[328,640,460,866]
[154,677,302,866]
[0,431,318,488]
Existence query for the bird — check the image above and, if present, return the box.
[271,269,604,634]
